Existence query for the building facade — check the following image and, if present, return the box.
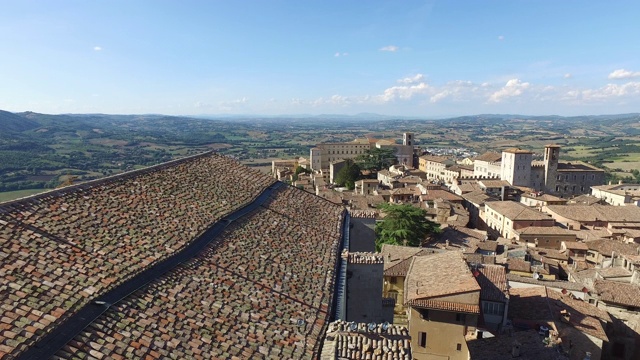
[310,133,415,171]
[473,145,605,198]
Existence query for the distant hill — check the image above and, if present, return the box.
[0,110,40,133]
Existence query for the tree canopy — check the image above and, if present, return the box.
[292,165,310,181]
[355,147,397,172]
[374,203,441,251]
[334,159,360,190]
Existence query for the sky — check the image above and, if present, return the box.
[1,1,639,117]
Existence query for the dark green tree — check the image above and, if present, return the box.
[334,159,361,190]
[374,203,441,251]
[292,165,311,181]
[355,147,397,172]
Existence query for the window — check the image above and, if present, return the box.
[390,276,397,284]
[457,343,462,351]
[483,302,505,315]
[419,309,430,320]
[418,332,427,347]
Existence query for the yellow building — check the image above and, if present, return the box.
[404,251,481,360]
[381,244,430,317]
[310,133,415,171]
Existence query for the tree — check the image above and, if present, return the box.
[292,165,310,182]
[334,159,360,190]
[374,203,441,251]
[355,147,397,172]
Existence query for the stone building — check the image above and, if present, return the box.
[472,145,605,198]
[310,133,415,171]
[405,251,481,360]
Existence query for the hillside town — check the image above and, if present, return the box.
[273,133,640,360]
[0,136,638,360]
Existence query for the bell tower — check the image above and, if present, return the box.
[544,144,560,193]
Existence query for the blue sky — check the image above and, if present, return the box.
[1,1,639,117]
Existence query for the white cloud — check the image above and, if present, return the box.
[381,82,429,102]
[608,69,640,80]
[379,45,399,52]
[564,73,572,79]
[498,35,504,41]
[488,79,530,103]
[429,80,480,103]
[430,90,452,103]
[334,52,349,57]
[582,82,640,100]
[93,46,102,51]
[398,74,425,85]
[334,52,340,57]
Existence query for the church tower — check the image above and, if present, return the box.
[544,144,560,193]
[403,132,413,146]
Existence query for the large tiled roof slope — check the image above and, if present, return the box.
[54,187,344,359]
[0,152,285,358]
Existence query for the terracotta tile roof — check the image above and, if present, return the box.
[406,299,480,314]
[461,190,495,206]
[508,287,552,321]
[521,193,566,202]
[594,280,640,307]
[420,189,463,202]
[562,241,589,251]
[597,266,632,278]
[506,258,532,273]
[0,153,280,358]
[532,249,569,261]
[568,194,603,205]
[479,179,511,188]
[464,253,496,265]
[322,320,411,359]
[418,155,449,163]
[510,285,610,351]
[476,265,509,302]
[348,209,379,219]
[487,201,552,221]
[546,204,640,223]
[503,148,533,154]
[468,330,565,360]
[557,161,603,172]
[477,240,498,252]
[514,226,575,236]
[405,251,480,303]
[383,249,441,277]
[506,274,586,292]
[390,187,418,195]
[347,252,384,264]
[585,238,640,257]
[0,153,345,359]
[380,244,424,271]
[546,289,610,342]
[456,183,482,194]
[55,187,344,359]
[474,152,502,163]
